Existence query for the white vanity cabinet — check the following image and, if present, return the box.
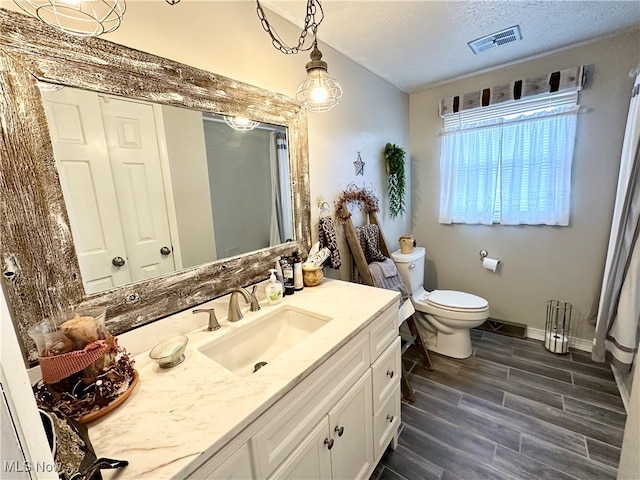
[184,301,400,480]
[269,371,372,480]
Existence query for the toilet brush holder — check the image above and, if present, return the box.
[544,300,571,354]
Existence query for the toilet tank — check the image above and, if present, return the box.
[391,247,425,295]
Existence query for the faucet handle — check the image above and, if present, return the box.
[250,285,261,312]
[193,308,221,331]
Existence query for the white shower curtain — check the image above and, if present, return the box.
[593,70,640,368]
[269,132,293,246]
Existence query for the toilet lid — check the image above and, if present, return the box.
[426,290,488,312]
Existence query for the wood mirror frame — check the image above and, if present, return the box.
[0,9,311,365]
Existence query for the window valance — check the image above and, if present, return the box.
[439,65,584,118]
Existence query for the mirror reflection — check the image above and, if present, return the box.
[40,85,293,294]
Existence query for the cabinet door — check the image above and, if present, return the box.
[328,371,373,480]
[187,442,253,480]
[268,417,332,480]
[252,335,369,477]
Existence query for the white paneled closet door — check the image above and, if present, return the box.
[99,96,176,282]
[42,87,132,294]
[42,87,177,291]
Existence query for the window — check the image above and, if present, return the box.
[439,91,579,226]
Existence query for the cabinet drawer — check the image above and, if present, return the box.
[369,305,399,360]
[373,384,401,460]
[252,335,370,478]
[371,336,401,413]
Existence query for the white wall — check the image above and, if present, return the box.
[161,105,217,268]
[409,29,640,342]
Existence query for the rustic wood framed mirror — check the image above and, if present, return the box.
[0,8,311,364]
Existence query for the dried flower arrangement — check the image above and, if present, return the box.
[335,183,380,223]
[29,308,136,421]
[32,341,135,420]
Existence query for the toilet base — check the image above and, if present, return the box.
[414,313,475,359]
[427,329,473,359]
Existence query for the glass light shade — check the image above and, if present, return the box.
[13,0,126,37]
[223,116,260,131]
[296,67,343,113]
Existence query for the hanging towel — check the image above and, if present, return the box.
[356,224,387,263]
[368,260,410,306]
[319,216,341,269]
[378,257,398,278]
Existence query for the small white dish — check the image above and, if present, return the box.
[149,335,188,368]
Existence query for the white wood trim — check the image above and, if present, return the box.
[611,364,632,412]
[1,290,57,479]
[152,103,184,270]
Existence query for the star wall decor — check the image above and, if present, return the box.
[354,152,365,176]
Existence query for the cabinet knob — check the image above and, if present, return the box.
[324,438,334,450]
[386,414,394,423]
[386,370,394,378]
[334,426,344,437]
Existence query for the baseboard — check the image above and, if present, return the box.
[527,327,593,353]
[610,365,631,412]
[478,319,527,339]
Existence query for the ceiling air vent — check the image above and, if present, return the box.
[468,25,522,54]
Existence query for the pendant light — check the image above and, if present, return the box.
[13,0,126,37]
[257,0,342,113]
[223,116,260,131]
[296,42,342,112]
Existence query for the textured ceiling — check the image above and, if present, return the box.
[263,1,640,93]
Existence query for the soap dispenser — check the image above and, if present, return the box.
[265,269,283,305]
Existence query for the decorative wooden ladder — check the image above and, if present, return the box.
[343,209,433,404]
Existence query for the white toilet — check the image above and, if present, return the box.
[391,247,489,359]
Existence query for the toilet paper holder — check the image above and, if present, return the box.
[545,300,572,354]
[479,250,500,272]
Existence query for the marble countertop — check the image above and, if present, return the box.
[89,279,399,479]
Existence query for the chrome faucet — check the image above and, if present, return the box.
[228,287,260,322]
[193,308,221,331]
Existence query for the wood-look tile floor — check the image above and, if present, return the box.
[370,329,627,480]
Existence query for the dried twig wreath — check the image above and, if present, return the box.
[335,183,379,223]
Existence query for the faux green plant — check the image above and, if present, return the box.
[384,143,406,219]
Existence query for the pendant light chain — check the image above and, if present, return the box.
[256,0,324,55]
[256,0,342,112]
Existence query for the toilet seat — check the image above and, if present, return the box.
[426,290,488,313]
[412,289,489,315]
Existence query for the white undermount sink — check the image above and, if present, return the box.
[198,305,332,377]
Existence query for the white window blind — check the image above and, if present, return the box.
[439,91,579,226]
